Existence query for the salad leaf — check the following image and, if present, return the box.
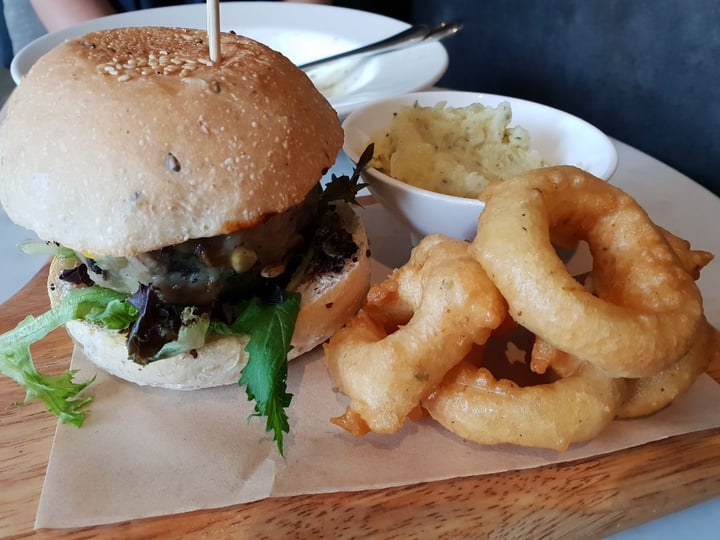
[319,143,373,207]
[211,292,301,455]
[125,283,183,362]
[153,307,210,360]
[17,239,77,259]
[83,298,138,330]
[58,263,95,287]
[0,286,131,426]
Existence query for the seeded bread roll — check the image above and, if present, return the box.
[47,205,371,389]
[0,26,371,392]
[0,26,343,257]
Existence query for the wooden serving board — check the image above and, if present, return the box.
[2,265,720,539]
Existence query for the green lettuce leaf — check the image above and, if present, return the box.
[17,239,77,259]
[0,286,132,426]
[83,298,139,330]
[211,293,301,455]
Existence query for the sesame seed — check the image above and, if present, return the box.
[182,77,206,88]
[94,45,219,82]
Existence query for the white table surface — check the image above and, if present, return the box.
[0,103,718,536]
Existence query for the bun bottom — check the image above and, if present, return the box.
[48,206,371,389]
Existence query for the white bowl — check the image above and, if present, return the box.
[342,91,618,241]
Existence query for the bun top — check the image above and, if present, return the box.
[0,27,343,256]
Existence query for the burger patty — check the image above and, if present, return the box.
[77,189,353,306]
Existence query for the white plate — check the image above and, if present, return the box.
[10,1,448,118]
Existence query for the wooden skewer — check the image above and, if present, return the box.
[207,0,221,62]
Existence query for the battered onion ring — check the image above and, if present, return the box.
[618,318,719,418]
[617,232,715,416]
[531,319,718,419]
[657,227,714,281]
[422,354,627,451]
[532,230,716,418]
[471,166,704,378]
[324,234,506,434]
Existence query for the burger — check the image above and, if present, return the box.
[0,27,371,451]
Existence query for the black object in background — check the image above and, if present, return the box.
[410,0,719,196]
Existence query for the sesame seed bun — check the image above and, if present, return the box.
[47,204,371,389]
[1,27,371,389]
[0,26,343,257]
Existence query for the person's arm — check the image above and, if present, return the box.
[30,0,116,33]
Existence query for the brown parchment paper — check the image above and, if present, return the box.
[35,321,720,527]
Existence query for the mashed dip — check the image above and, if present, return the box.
[369,101,547,198]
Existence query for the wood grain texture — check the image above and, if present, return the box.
[2,265,719,539]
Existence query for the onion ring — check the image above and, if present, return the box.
[471,166,704,378]
[530,319,718,419]
[531,228,716,418]
[618,318,719,418]
[616,231,716,416]
[323,234,506,434]
[657,227,714,281]
[422,354,627,451]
